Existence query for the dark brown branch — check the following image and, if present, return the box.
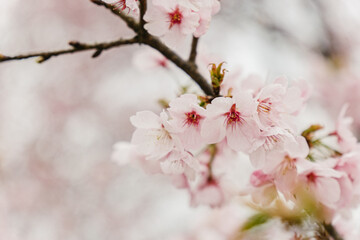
[323,223,344,240]
[139,0,147,31]
[0,37,139,63]
[0,0,214,96]
[188,36,199,63]
[90,0,140,32]
[89,0,214,95]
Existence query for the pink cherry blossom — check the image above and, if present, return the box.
[250,128,309,173]
[193,0,221,37]
[160,149,200,181]
[255,82,287,128]
[326,151,360,207]
[332,104,357,153]
[130,110,181,160]
[298,162,343,208]
[168,94,206,150]
[201,94,260,152]
[253,78,309,130]
[144,0,200,47]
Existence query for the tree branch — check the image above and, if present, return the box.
[0,37,139,63]
[139,0,147,31]
[188,36,199,63]
[90,0,140,32]
[86,1,215,95]
[0,0,215,96]
[323,223,344,240]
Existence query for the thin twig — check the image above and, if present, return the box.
[0,37,139,63]
[188,36,199,63]
[89,0,214,95]
[90,0,140,32]
[0,0,215,96]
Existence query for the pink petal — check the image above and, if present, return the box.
[130,111,160,129]
[314,177,341,207]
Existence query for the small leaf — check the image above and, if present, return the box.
[241,213,270,231]
[209,62,227,95]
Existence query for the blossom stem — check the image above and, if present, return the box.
[207,144,217,181]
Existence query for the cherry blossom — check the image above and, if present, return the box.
[160,149,200,181]
[168,94,206,150]
[332,104,357,153]
[201,94,259,152]
[250,128,309,173]
[130,110,181,160]
[298,161,343,208]
[193,0,221,37]
[144,0,200,47]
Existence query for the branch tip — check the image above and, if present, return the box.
[92,49,103,58]
[36,55,51,64]
[69,41,85,49]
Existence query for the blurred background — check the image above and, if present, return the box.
[1,0,360,239]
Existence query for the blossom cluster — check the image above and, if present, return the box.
[106,0,220,46]
[112,56,360,237]
[114,74,309,203]
[246,104,360,222]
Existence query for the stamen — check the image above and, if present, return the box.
[225,104,244,127]
[264,135,281,151]
[257,98,272,114]
[184,111,202,126]
[168,7,183,29]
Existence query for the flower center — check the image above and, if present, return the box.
[156,126,172,142]
[168,7,183,29]
[225,104,244,126]
[185,111,202,126]
[264,135,281,151]
[257,98,272,114]
[306,172,317,183]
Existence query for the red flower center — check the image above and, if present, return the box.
[185,111,202,126]
[306,172,317,183]
[225,104,244,126]
[168,7,183,29]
